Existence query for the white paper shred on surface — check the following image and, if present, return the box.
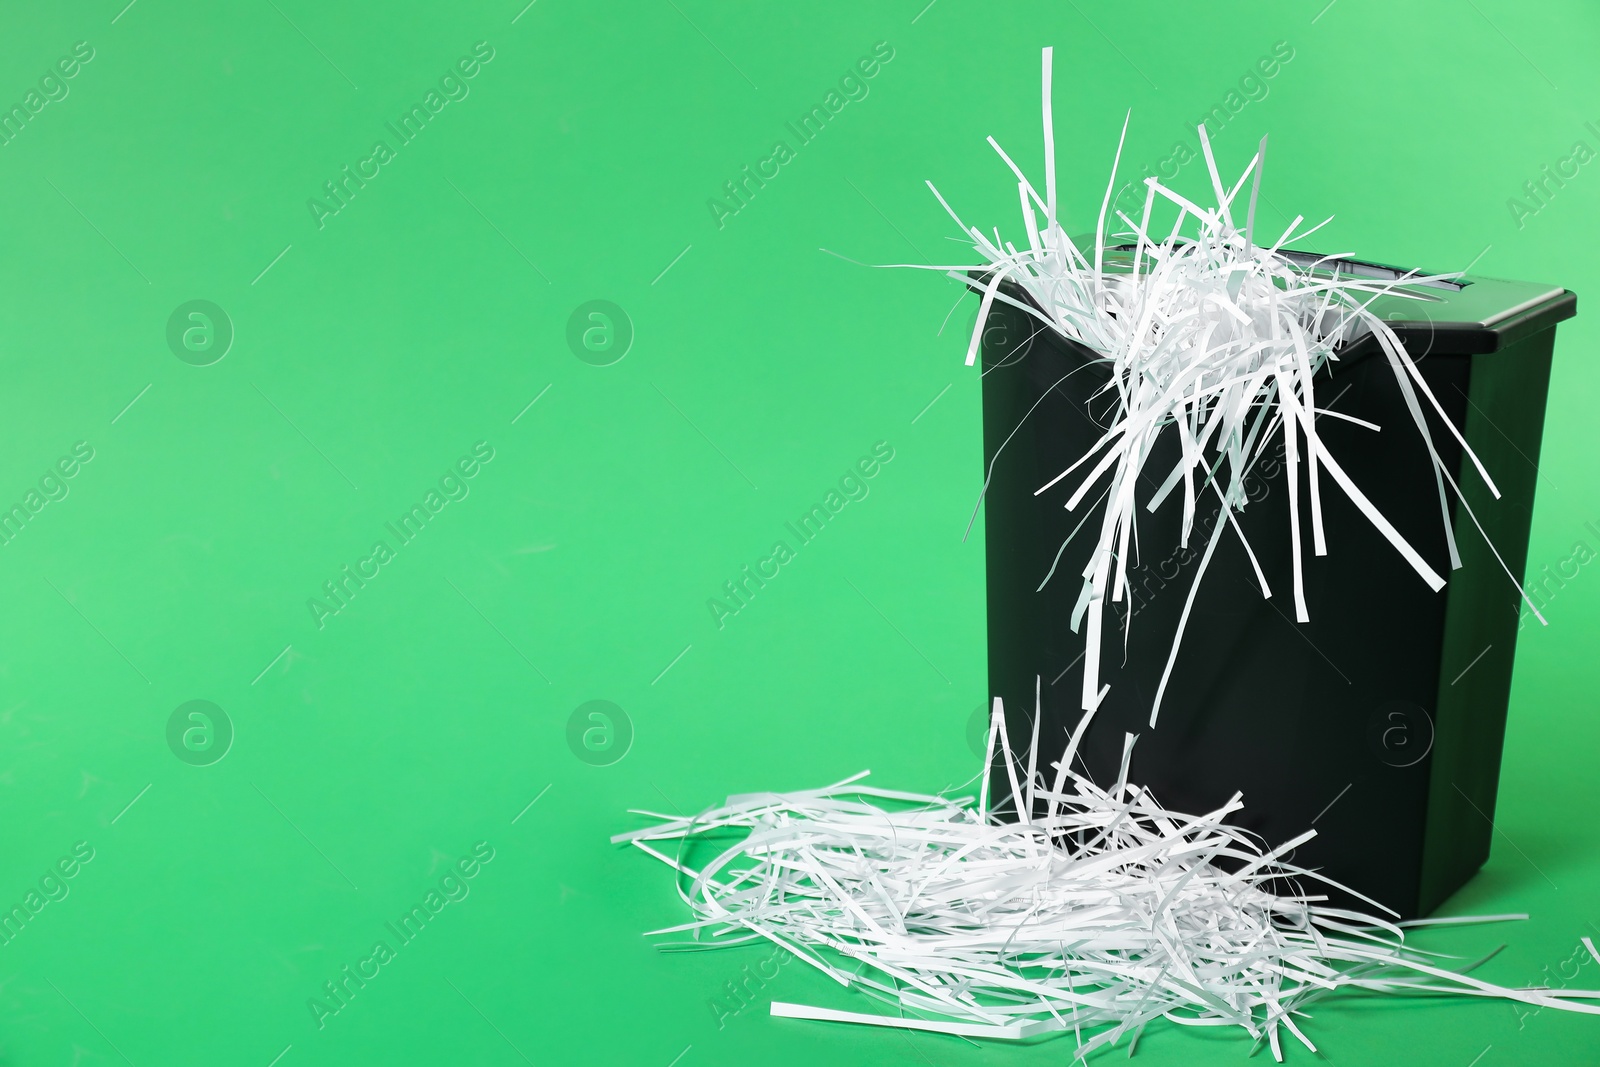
[911,47,1546,723]
[615,697,1600,1060]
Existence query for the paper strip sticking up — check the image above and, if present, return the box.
[916,47,1521,722]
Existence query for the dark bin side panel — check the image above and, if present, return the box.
[1419,328,1555,914]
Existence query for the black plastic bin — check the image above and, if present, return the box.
[977,250,1575,918]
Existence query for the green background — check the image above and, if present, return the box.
[0,1,1595,1064]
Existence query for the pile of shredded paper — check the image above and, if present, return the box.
[615,694,1600,1058]
[928,47,1540,724]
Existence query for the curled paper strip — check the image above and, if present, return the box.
[616,692,1600,1059]
[915,47,1543,722]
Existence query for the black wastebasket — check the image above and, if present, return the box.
[978,247,1575,918]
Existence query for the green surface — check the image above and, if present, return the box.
[0,1,1596,1064]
